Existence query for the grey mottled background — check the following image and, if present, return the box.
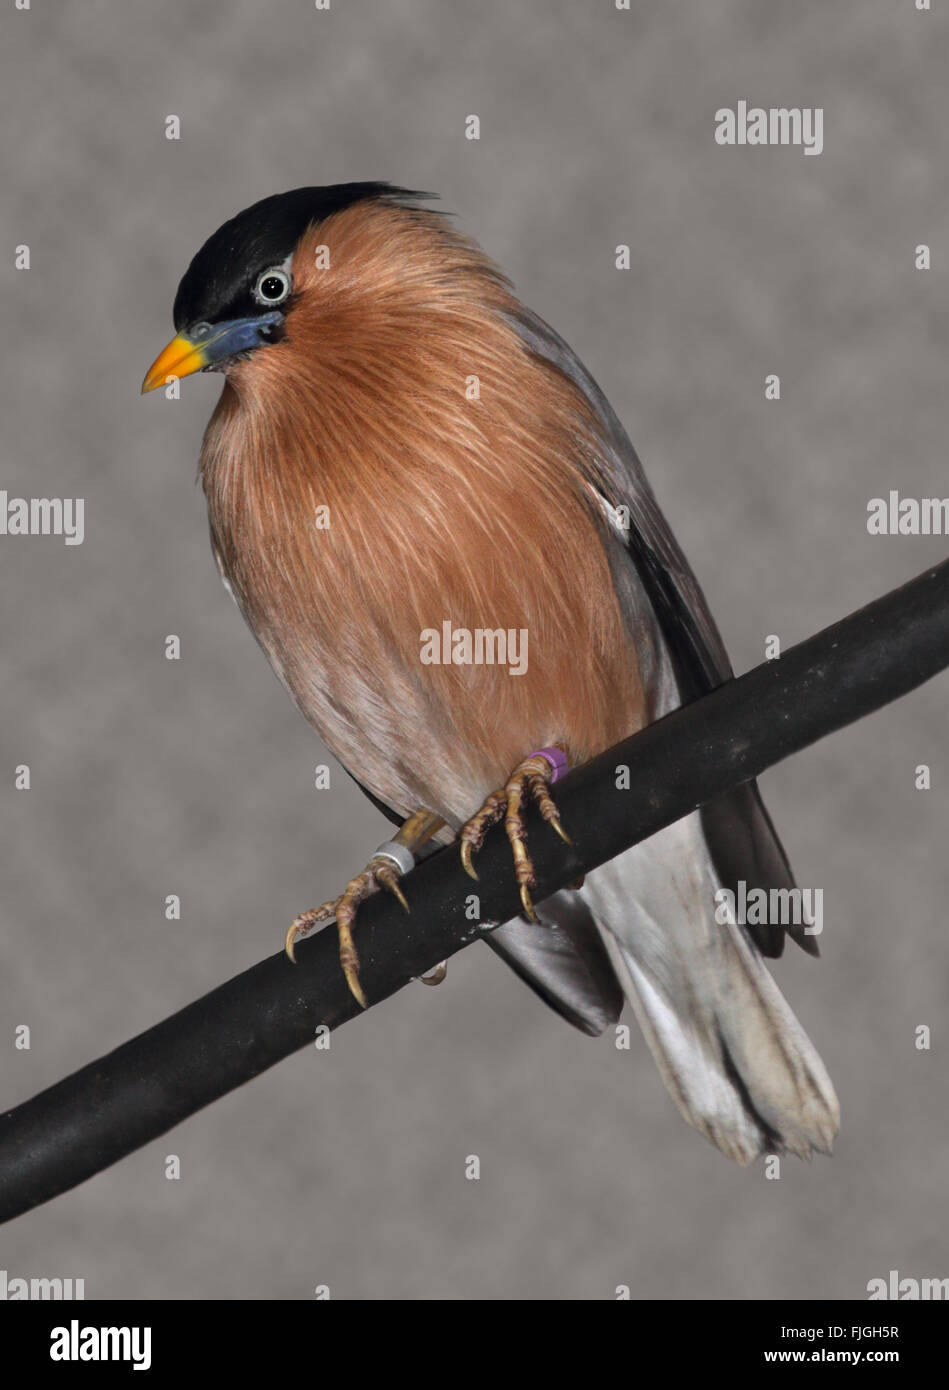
[1,0,947,1301]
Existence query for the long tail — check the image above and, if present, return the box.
[581,812,840,1165]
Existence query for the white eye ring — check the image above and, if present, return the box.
[252,267,292,307]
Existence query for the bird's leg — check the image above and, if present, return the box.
[459,747,572,920]
[285,807,446,1008]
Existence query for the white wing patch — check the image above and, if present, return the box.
[586,482,630,542]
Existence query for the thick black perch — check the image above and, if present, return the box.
[2,560,949,1224]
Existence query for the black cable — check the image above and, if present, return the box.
[2,560,948,1224]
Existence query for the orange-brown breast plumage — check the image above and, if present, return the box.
[200,201,647,830]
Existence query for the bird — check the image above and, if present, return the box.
[142,182,839,1165]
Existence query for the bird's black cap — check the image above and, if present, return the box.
[172,183,434,331]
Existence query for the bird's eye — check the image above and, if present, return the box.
[253,268,292,306]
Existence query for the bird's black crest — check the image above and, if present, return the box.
[172,183,435,331]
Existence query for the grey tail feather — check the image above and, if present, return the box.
[581,814,840,1165]
[485,890,624,1037]
[700,782,820,959]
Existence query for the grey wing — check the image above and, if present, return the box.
[508,307,816,959]
[485,894,624,1037]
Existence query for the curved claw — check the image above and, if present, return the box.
[376,863,410,914]
[335,910,368,1009]
[342,959,368,1010]
[286,912,322,964]
[285,921,300,964]
[286,903,335,964]
[460,839,480,881]
[551,817,572,846]
[519,883,539,922]
[418,960,448,987]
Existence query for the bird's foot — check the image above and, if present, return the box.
[459,747,571,921]
[285,807,445,1008]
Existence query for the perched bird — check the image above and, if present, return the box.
[143,183,839,1164]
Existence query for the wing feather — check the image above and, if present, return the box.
[507,307,816,957]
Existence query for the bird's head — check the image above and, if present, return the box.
[141,183,431,394]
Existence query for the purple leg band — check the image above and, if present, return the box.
[530,746,569,783]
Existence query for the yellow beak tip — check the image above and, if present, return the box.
[141,333,207,397]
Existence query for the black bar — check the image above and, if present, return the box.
[5,1297,942,1363]
[1,560,948,1224]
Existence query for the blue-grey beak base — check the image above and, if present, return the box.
[193,310,286,370]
